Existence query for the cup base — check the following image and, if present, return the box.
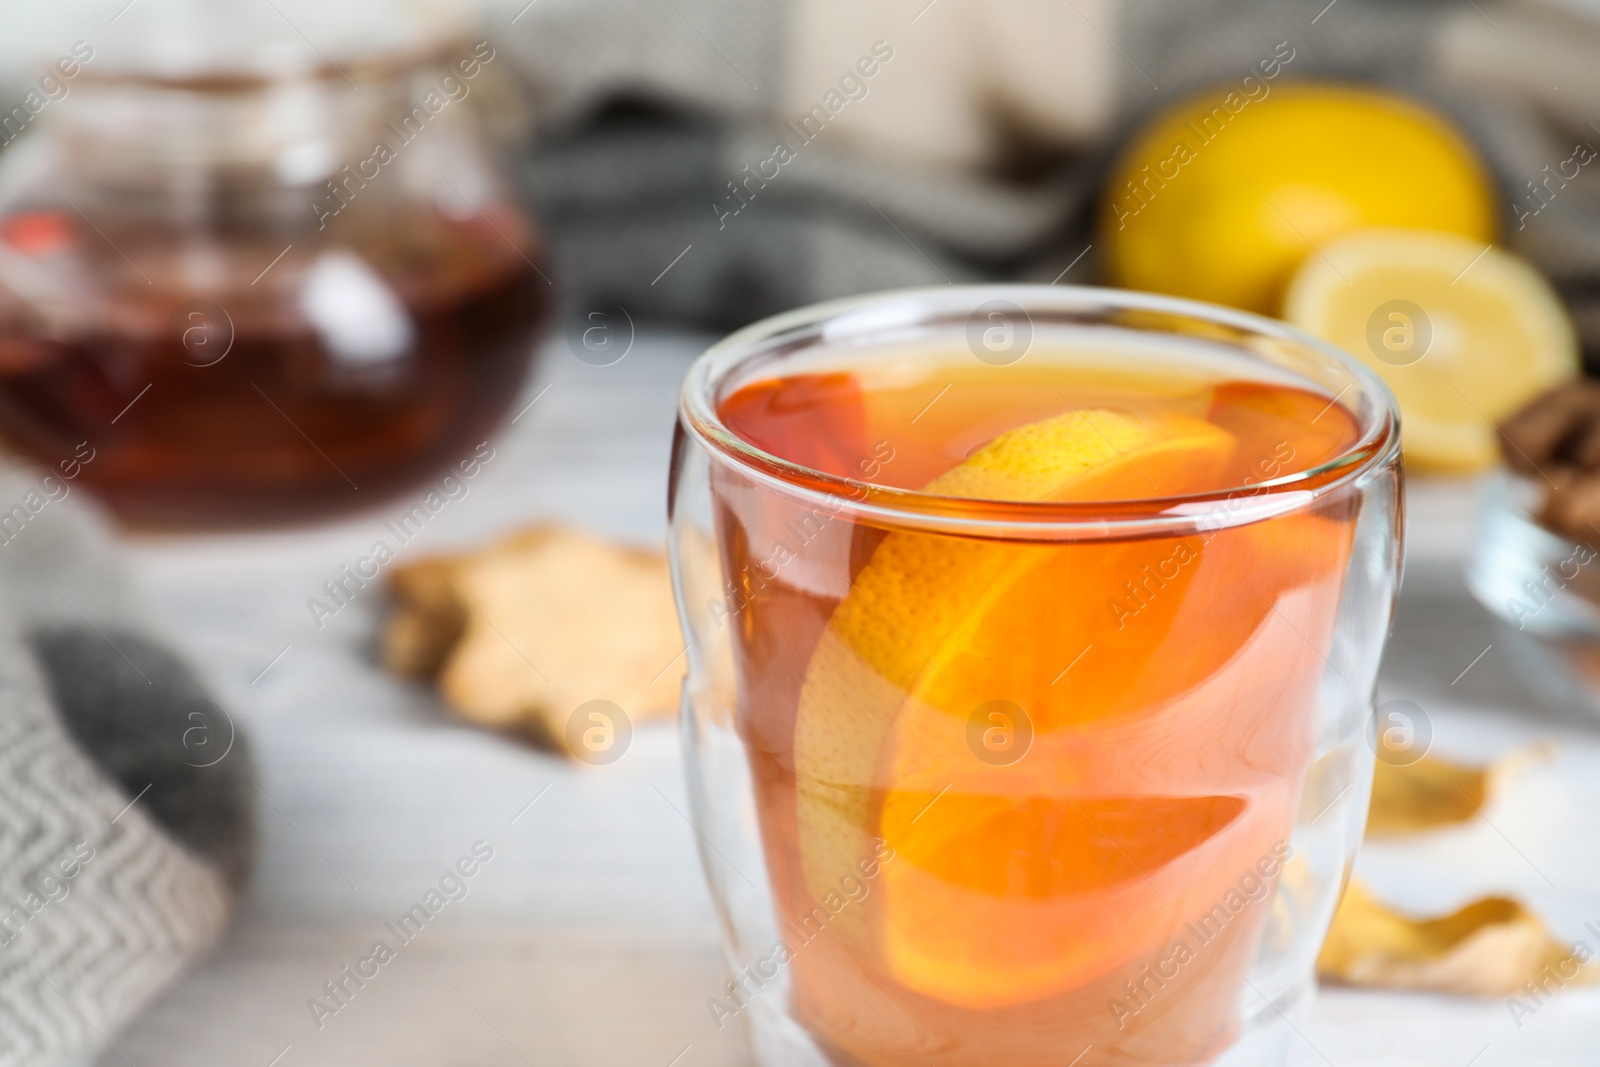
[739,976,1313,1067]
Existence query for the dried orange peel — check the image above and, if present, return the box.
[1365,745,1549,837]
[1319,881,1593,996]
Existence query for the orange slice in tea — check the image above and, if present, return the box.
[872,511,1350,1006]
[792,405,1351,1008]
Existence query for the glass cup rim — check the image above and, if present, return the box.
[678,284,1401,540]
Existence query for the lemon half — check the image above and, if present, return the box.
[1284,228,1578,472]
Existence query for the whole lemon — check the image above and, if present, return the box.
[1101,82,1497,314]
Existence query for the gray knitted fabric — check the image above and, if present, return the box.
[512,0,1086,329]
[513,0,1600,362]
[0,463,250,1066]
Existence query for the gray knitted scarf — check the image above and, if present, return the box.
[0,463,250,1066]
[511,0,1600,361]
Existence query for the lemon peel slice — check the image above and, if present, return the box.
[791,407,1239,1005]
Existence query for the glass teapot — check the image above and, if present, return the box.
[0,5,550,526]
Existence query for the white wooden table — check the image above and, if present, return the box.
[106,333,1600,1067]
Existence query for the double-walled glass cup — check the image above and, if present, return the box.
[669,286,1402,1067]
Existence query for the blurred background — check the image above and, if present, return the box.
[2,0,1600,1065]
